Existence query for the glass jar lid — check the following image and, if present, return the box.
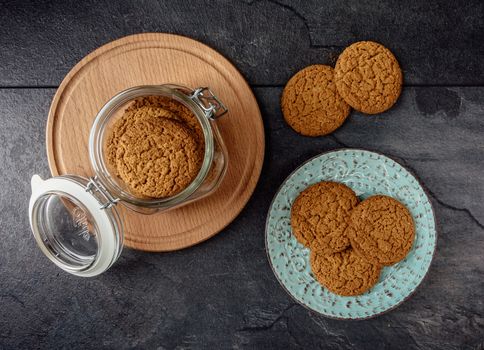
[28,175,123,277]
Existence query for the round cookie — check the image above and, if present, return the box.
[290,181,359,253]
[106,106,179,174]
[115,118,203,198]
[125,96,205,149]
[334,41,402,114]
[281,65,351,136]
[310,243,381,296]
[348,195,415,266]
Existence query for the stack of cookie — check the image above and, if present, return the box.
[291,181,415,296]
[106,96,205,198]
[281,41,403,136]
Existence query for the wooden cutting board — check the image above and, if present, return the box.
[46,33,265,251]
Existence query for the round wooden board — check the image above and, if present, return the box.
[47,33,265,252]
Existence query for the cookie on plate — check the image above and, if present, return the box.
[281,65,351,136]
[334,41,402,114]
[310,242,381,296]
[290,181,359,253]
[115,117,203,198]
[348,195,415,266]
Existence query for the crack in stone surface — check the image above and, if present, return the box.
[249,0,343,49]
[1,293,25,308]
[327,134,350,148]
[237,303,299,332]
[125,258,193,289]
[421,187,484,231]
[380,152,484,231]
[308,315,354,347]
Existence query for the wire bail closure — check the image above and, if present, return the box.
[190,87,228,119]
[85,176,120,209]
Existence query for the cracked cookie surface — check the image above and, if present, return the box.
[290,181,359,253]
[310,242,381,296]
[281,65,351,136]
[106,105,179,172]
[125,96,205,151]
[334,41,402,114]
[348,195,415,266]
[115,117,203,198]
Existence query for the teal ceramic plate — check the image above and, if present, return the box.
[265,149,437,319]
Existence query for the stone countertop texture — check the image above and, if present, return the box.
[0,1,483,349]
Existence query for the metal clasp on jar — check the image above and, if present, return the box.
[190,87,228,119]
[85,176,120,209]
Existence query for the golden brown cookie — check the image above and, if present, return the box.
[334,41,403,114]
[106,106,180,172]
[125,96,205,149]
[348,195,415,266]
[115,118,203,198]
[290,181,359,253]
[281,65,351,136]
[310,242,381,296]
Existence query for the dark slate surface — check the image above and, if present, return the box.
[1,0,484,86]
[0,1,483,349]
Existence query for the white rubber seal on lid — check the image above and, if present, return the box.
[29,175,121,277]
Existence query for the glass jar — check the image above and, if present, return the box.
[29,85,228,276]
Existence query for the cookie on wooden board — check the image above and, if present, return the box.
[348,195,415,266]
[290,181,359,253]
[310,242,382,296]
[115,117,203,198]
[334,41,402,114]
[281,65,351,136]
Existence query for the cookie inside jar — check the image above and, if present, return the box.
[104,96,205,199]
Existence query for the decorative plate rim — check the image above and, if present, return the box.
[264,148,438,320]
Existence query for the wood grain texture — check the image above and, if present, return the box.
[46,33,265,251]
